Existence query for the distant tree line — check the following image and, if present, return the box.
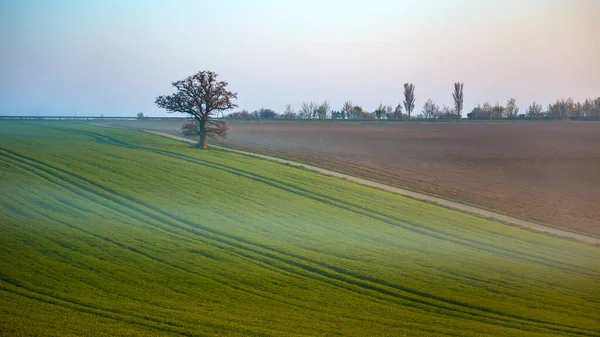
[467,97,600,120]
[226,82,418,121]
[225,82,599,121]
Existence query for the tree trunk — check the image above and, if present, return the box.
[199,119,208,149]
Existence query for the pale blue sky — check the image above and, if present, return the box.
[1,0,598,116]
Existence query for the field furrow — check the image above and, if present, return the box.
[2,146,596,335]
[1,122,598,336]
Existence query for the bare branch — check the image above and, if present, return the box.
[155,71,237,148]
[206,120,228,138]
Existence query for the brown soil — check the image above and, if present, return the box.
[138,129,598,244]
[97,120,600,236]
[215,121,600,236]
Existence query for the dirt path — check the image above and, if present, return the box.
[137,129,599,245]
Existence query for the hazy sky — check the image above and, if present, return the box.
[1,0,599,116]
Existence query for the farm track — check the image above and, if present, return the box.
[64,127,597,275]
[2,123,598,336]
[0,139,597,336]
[216,122,600,235]
[50,130,600,278]
[2,125,594,335]
[140,130,600,246]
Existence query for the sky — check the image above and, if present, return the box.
[1,0,599,117]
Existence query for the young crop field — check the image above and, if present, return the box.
[97,119,600,236]
[1,122,599,336]
[216,121,600,236]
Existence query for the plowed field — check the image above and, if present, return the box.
[2,121,599,336]
[217,121,600,236]
[97,120,600,236]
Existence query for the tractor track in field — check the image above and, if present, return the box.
[3,140,599,336]
[62,128,597,276]
[140,130,600,246]
[6,125,593,335]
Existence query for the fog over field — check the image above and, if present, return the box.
[2,1,599,336]
[1,122,599,336]
[99,119,600,235]
[1,0,599,116]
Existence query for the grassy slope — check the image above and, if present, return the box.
[0,122,598,337]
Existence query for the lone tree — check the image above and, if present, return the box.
[403,83,416,118]
[452,82,464,117]
[155,71,238,149]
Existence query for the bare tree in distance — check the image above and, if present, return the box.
[468,97,599,120]
[526,101,543,119]
[452,83,464,118]
[403,83,416,118]
[342,101,354,119]
[299,101,318,119]
[439,105,455,119]
[316,101,330,119]
[155,71,237,149]
[298,102,310,119]
[547,98,575,119]
[505,98,519,119]
[283,104,296,119]
[422,99,439,119]
[491,102,505,119]
[580,97,600,117]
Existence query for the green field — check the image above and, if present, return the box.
[0,122,598,336]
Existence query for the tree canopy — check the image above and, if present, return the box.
[155,71,237,149]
